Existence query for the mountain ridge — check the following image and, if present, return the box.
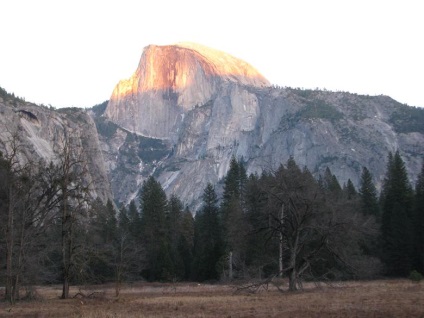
[93,40,424,207]
[1,42,423,209]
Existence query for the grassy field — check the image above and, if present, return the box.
[0,279,423,317]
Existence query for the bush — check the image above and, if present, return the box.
[409,270,423,282]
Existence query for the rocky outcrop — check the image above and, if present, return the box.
[105,43,269,139]
[97,44,424,208]
[0,94,112,203]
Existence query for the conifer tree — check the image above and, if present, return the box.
[380,151,414,276]
[98,200,118,244]
[178,207,194,280]
[244,173,276,278]
[345,179,357,200]
[105,203,145,294]
[118,205,130,233]
[220,156,248,279]
[89,199,117,282]
[139,176,171,280]
[359,167,380,217]
[167,195,185,279]
[413,163,424,274]
[127,199,141,241]
[192,183,223,281]
[113,204,143,294]
[321,167,342,197]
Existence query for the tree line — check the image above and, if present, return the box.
[1,127,423,301]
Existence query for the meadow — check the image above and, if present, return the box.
[0,279,423,317]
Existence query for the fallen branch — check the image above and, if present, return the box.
[73,290,105,299]
[234,275,286,294]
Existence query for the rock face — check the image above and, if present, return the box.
[99,43,424,208]
[105,43,269,139]
[0,93,112,203]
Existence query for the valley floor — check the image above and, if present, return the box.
[0,279,423,317]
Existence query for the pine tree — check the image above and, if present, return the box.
[244,173,275,278]
[89,199,117,282]
[222,156,241,203]
[118,205,130,233]
[192,183,224,281]
[114,204,143,294]
[220,156,249,279]
[345,179,357,200]
[127,199,141,241]
[167,195,184,279]
[99,200,117,244]
[359,167,380,217]
[381,151,414,276]
[139,176,171,280]
[178,207,194,280]
[413,163,424,274]
[321,167,342,196]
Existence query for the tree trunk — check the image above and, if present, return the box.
[115,270,122,297]
[12,273,19,301]
[115,242,122,297]
[229,251,233,280]
[5,186,14,304]
[61,221,71,300]
[288,230,299,291]
[62,277,69,299]
[13,206,28,302]
[61,228,71,299]
[279,204,284,277]
[13,230,25,302]
[61,187,71,299]
[288,269,298,291]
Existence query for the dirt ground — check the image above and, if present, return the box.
[0,279,423,317]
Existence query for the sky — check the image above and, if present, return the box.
[0,0,423,108]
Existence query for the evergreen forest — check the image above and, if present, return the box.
[1,132,423,303]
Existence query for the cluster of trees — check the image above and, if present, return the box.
[0,129,93,303]
[380,152,424,277]
[1,125,423,302]
[81,154,424,291]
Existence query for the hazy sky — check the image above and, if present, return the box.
[0,0,423,108]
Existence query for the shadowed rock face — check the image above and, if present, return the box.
[105,43,269,139]
[0,96,113,204]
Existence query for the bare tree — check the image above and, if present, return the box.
[52,129,91,299]
[0,127,69,303]
[260,159,378,291]
[112,228,144,297]
[10,163,61,301]
[0,129,28,303]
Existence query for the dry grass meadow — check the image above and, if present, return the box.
[0,279,423,317]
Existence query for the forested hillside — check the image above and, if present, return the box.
[1,146,423,302]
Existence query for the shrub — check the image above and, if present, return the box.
[409,270,423,282]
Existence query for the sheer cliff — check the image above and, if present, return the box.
[104,43,269,139]
[0,90,112,203]
[99,43,424,207]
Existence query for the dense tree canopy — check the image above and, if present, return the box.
[1,146,422,301]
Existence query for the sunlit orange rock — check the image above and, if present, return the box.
[105,43,269,138]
